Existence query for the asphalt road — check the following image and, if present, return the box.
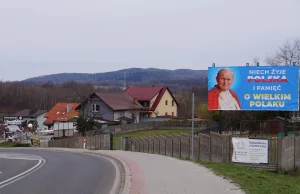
[0,149,116,194]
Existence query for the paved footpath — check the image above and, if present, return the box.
[6,148,245,194]
[105,150,244,194]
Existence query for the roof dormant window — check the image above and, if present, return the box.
[92,104,100,112]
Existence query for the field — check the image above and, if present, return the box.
[113,129,192,149]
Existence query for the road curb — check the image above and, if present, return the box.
[84,151,131,194]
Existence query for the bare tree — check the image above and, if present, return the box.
[266,39,300,66]
[128,100,141,123]
[175,92,192,118]
[251,57,260,66]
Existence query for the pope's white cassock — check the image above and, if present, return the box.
[218,90,241,110]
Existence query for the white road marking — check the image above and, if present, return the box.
[0,153,43,160]
[0,153,46,189]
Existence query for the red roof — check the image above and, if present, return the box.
[125,86,178,111]
[44,102,80,125]
[94,92,143,110]
[150,87,167,111]
[125,86,164,101]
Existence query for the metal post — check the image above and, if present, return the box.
[191,93,194,160]
[219,110,223,134]
[284,111,288,137]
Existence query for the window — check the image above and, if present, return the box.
[92,104,100,112]
[172,100,174,106]
[165,112,168,115]
[172,112,174,116]
[165,100,168,105]
[144,102,148,107]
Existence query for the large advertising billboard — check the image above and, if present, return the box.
[208,66,299,111]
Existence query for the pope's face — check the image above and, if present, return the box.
[216,70,233,91]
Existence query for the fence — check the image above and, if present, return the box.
[122,132,300,173]
[86,121,219,136]
[48,134,111,150]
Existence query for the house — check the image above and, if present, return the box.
[12,109,48,129]
[77,92,144,124]
[44,103,80,132]
[125,86,179,118]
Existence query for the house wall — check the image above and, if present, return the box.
[113,110,140,123]
[154,90,178,116]
[81,96,114,121]
[18,113,48,129]
[22,117,32,123]
[36,113,47,129]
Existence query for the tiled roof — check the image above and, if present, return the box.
[44,103,80,125]
[118,116,132,121]
[12,109,48,118]
[94,92,143,111]
[125,86,164,101]
[125,86,179,111]
[150,87,167,111]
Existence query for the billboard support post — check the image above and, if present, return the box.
[284,111,288,137]
[219,110,223,134]
[191,93,194,160]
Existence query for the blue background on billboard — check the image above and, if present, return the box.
[208,66,299,111]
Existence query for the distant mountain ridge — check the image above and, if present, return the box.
[22,68,208,84]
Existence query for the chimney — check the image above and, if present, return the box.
[66,104,73,113]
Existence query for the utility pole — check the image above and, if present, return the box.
[191,93,194,160]
[124,72,127,90]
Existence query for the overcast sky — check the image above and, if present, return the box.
[0,0,299,81]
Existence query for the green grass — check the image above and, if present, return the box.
[113,129,192,149]
[0,141,31,147]
[199,162,300,194]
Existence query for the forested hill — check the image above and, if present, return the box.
[22,68,208,84]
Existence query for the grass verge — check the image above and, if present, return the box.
[199,162,300,194]
[0,141,31,147]
[113,129,192,149]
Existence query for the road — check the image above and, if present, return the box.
[0,149,117,194]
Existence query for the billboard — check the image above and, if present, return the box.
[208,66,299,111]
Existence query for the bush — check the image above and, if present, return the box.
[0,141,31,147]
[13,143,31,147]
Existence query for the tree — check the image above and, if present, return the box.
[251,57,260,66]
[266,39,300,66]
[195,104,214,119]
[175,92,192,118]
[76,114,88,136]
[128,100,141,123]
[265,38,300,125]
[75,114,97,136]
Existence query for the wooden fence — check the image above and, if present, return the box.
[48,134,111,150]
[86,121,219,136]
[123,132,300,172]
